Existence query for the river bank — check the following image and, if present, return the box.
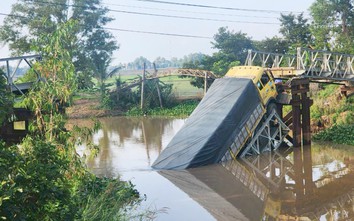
[66,98,123,119]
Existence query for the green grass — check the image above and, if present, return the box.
[103,74,204,98]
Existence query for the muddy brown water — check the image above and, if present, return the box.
[71,116,354,221]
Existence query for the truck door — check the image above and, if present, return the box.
[257,71,277,105]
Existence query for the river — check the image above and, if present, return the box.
[69,116,354,221]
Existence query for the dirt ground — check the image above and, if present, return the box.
[66,98,123,119]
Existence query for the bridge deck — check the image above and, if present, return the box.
[10,82,34,95]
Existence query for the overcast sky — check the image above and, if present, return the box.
[1,0,314,65]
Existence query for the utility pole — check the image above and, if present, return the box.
[140,63,146,109]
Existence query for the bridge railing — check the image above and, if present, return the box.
[118,68,218,91]
[246,48,354,82]
[0,54,42,95]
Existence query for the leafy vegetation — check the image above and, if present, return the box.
[0,0,117,90]
[126,100,199,117]
[313,125,354,146]
[0,21,141,220]
[107,77,175,111]
[310,84,354,125]
[0,74,12,126]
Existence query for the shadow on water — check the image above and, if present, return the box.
[73,117,354,220]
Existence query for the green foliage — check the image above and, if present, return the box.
[310,84,354,127]
[254,36,289,54]
[212,27,254,64]
[0,74,13,126]
[317,84,339,98]
[0,138,140,220]
[313,124,354,146]
[1,20,141,220]
[0,139,76,220]
[0,0,117,90]
[310,0,354,52]
[181,27,253,89]
[279,13,312,49]
[108,77,175,111]
[126,100,198,117]
[77,71,95,90]
[79,178,140,221]
[22,21,77,140]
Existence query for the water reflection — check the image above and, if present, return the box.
[162,146,354,220]
[78,117,185,176]
[74,117,354,220]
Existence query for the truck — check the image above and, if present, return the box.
[152,65,285,170]
[224,66,279,114]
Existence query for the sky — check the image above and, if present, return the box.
[0,0,315,65]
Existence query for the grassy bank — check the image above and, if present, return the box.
[310,84,354,145]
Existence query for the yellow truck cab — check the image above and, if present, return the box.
[225,66,278,110]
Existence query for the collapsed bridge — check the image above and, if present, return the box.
[153,47,354,170]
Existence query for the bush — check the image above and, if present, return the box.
[126,100,199,117]
[108,78,175,110]
[313,124,354,146]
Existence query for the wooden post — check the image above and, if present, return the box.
[290,78,311,147]
[292,96,301,147]
[301,80,311,145]
[140,63,146,109]
[153,63,163,108]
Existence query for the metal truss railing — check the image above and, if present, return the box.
[246,49,296,68]
[119,68,218,91]
[246,48,354,82]
[0,55,41,95]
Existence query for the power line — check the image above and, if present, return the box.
[132,0,302,14]
[23,0,280,25]
[104,27,212,39]
[0,12,212,39]
[102,2,280,19]
[109,9,279,25]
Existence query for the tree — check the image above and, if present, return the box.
[0,20,140,220]
[72,0,118,89]
[181,28,253,88]
[310,0,354,53]
[0,0,68,55]
[0,0,118,89]
[130,56,152,70]
[279,13,312,50]
[254,36,289,54]
[154,57,172,68]
[212,27,254,65]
